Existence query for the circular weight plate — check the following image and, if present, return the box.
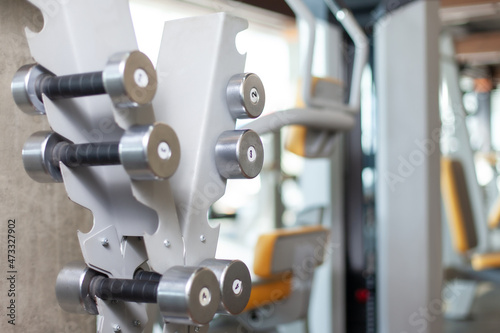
[146,123,180,179]
[158,266,221,326]
[186,268,221,325]
[120,122,180,180]
[215,130,264,179]
[11,64,51,115]
[218,260,251,315]
[22,131,64,183]
[200,259,251,315]
[123,51,157,105]
[236,130,264,179]
[103,50,157,107]
[55,261,99,315]
[226,73,265,119]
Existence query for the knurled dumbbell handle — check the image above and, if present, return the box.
[51,142,120,168]
[89,276,158,304]
[36,71,106,100]
[134,270,162,282]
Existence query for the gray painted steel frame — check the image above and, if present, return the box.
[375,1,442,333]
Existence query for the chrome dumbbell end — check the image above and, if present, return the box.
[158,266,221,326]
[11,64,53,115]
[22,131,65,183]
[11,50,157,115]
[226,73,266,119]
[55,261,100,315]
[56,263,225,327]
[215,129,264,179]
[103,50,157,108]
[22,122,180,183]
[200,259,252,315]
[120,122,180,180]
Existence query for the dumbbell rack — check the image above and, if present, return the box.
[13,1,264,332]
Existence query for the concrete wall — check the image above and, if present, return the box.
[0,1,95,332]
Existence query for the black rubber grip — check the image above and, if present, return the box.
[36,71,106,100]
[134,270,162,282]
[52,142,120,167]
[89,276,158,303]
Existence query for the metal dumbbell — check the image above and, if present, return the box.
[157,266,221,325]
[56,263,221,326]
[215,129,264,179]
[200,259,252,315]
[226,73,266,119]
[11,50,157,115]
[55,261,100,315]
[137,259,252,315]
[22,122,180,182]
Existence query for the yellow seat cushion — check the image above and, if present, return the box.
[253,225,329,278]
[471,252,500,271]
[246,226,329,312]
[488,196,500,229]
[284,76,343,157]
[243,274,293,312]
[441,158,478,254]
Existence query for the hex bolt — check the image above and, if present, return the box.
[113,324,121,332]
[226,73,266,119]
[215,129,264,179]
[101,238,109,247]
[22,122,180,183]
[11,50,157,115]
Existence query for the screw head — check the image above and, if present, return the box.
[232,279,243,295]
[113,324,121,332]
[157,141,172,160]
[199,287,212,307]
[164,239,171,248]
[101,238,109,247]
[200,235,206,243]
[247,145,257,163]
[134,68,149,88]
[194,327,200,333]
[133,320,141,327]
[249,87,259,105]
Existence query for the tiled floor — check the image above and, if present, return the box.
[444,283,500,333]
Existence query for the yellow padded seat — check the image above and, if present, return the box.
[441,158,478,254]
[285,77,343,157]
[243,274,293,312]
[245,226,329,312]
[471,252,500,271]
[253,225,329,278]
[488,196,500,229]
